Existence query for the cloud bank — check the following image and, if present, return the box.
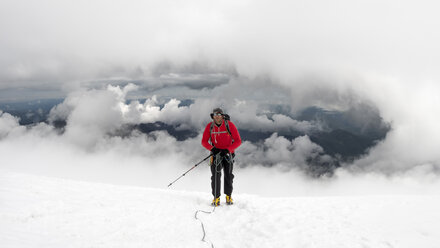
[0,83,438,197]
[1,93,440,197]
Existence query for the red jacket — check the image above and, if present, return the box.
[201,120,242,154]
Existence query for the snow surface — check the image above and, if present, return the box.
[1,172,440,248]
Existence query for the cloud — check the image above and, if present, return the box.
[238,133,335,176]
[0,115,439,197]
[2,84,331,177]
[2,0,439,89]
[42,78,440,179]
[1,83,439,197]
[0,111,24,139]
[49,83,320,136]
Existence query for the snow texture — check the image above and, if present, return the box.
[1,172,440,248]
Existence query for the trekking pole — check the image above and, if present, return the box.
[167,154,212,187]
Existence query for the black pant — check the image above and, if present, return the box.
[210,153,234,198]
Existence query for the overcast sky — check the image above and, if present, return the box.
[1,0,440,194]
[1,0,439,89]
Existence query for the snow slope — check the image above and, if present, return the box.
[1,172,440,248]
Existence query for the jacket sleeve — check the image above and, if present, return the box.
[201,123,214,151]
[227,121,242,153]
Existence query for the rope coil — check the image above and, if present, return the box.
[194,153,222,248]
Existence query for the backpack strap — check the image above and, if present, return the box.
[225,120,232,137]
[209,122,213,145]
[222,114,232,137]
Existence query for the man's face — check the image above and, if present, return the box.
[213,113,223,125]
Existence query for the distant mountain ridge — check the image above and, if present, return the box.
[0,99,64,125]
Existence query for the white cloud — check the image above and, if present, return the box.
[1,118,439,197]
[41,78,440,178]
[237,133,332,174]
[49,83,318,137]
[0,111,25,139]
[2,0,439,88]
[1,86,440,197]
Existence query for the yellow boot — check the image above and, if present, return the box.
[225,195,233,205]
[211,197,220,206]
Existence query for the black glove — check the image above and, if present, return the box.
[211,147,230,156]
[211,147,221,155]
[220,149,230,156]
